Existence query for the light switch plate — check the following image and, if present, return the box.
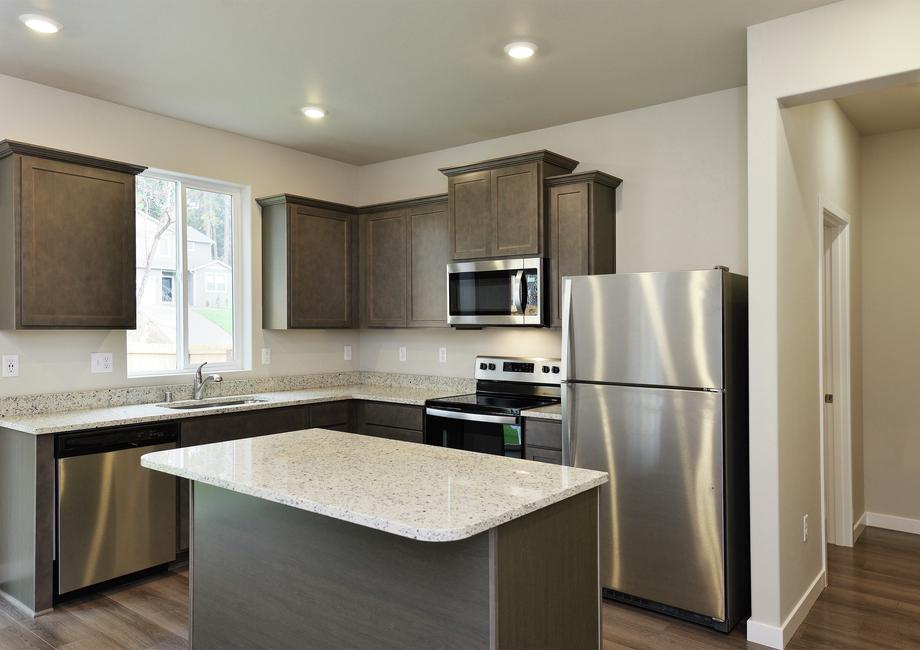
[90,352,113,374]
[344,345,352,361]
[2,355,19,378]
[398,346,407,362]
[438,347,447,363]
[261,348,272,365]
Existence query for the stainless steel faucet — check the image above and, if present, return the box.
[192,362,223,400]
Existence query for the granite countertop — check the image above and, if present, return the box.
[141,428,606,542]
[520,403,562,420]
[0,384,457,436]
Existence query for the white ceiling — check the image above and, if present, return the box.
[837,82,920,135]
[0,0,838,165]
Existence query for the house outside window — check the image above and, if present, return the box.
[128,170,245,376]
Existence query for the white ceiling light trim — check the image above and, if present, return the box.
[504,41,537,59]
[19,14,62,34]
[301,106,326,119]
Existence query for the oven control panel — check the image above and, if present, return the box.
[474,356,561,384]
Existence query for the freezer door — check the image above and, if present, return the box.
[564,381,726,621]
[562,270,723,389]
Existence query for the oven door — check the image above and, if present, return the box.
[424,408,523,458]
[447,258,543,326]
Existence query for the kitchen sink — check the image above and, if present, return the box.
[157,396,269,410]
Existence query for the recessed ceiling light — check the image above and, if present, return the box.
[504,41,537,59]
[301,106,326,119]
[19,14,62,34]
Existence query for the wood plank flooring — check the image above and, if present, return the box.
[0,527,916,649]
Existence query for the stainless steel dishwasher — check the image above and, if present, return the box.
[56,423,178,595]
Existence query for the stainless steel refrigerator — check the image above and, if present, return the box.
[561,268,749,632]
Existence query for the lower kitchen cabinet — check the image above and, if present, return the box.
[352,401,424,443]
[524,418,563,465]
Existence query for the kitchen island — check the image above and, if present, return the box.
[142,428,607,650]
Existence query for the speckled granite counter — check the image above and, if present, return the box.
[521,403,562,420]
[0,383,464,436]
[141,428,606,542]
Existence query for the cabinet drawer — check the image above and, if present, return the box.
[525,446,563,465]
[310,401,351,428]
[525,418,562,450]
[363,424,423,444]
[363,402,423,431]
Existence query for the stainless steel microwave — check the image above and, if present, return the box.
[446,257,544,326]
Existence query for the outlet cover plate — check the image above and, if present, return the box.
[91,352,113,374]
[344,345,352,361]
[438,347,447,363]
[261,348,272,365]
[398,346,407,362]
[2,355,19,378]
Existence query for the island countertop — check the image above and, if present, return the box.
[141,428,607,542]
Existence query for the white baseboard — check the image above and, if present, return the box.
[853,511,867,542]
[866,512,920,535]
[746,570,825,649]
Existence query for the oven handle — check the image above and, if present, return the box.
[425,408,519,425]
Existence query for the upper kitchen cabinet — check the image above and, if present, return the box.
[360,206,408,327]
[258,194,358,329]
[439,150,578,260]
[0,141,146,329]
[359,195,449,328]
[546,171,621,327]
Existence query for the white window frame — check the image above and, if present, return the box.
[129,169,245,378]
[160,271,175,304]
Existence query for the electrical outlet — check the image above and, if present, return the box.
[90,352,113,374]
[2,355,19,378]
[803,514,809,543]
[261,348,272,365]
[398,346,407,362]
[438,347,447,363]
[344,345,352,361]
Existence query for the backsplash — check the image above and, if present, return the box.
[0,371,475,419]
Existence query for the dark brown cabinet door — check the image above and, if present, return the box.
[288,205,355,328]
[448,170,491,259]
[362,209,408,327]
[493,162,540,257]
[407,200,449,327]
[19,156,136,328]
[548,182,590,327]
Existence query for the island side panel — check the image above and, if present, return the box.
[0,428,54,614]
[493,487,600,650]
[190,482,491,650]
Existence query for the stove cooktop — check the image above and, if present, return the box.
[425,392,560,416]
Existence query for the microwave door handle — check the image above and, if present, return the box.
[511,270,524,314]
[519,270,528,313]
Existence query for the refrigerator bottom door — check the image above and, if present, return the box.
[565,382,725,621]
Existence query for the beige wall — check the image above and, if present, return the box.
[777,99,861,609]
[861,128,920,522]
[0,72,362,396]
[357,87,748,376]
[747,0,920,642]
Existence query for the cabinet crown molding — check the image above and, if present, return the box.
[545,170,623,189]
[359,193,447,214]
[438,150,578,177]
[0,140,147,176]
[256,193,360,214]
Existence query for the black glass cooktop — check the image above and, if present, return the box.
[426,393,559,415]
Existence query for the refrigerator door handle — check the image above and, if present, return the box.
[561,382,576,466]
[561,277,575,381]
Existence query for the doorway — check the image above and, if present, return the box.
[819,205,853,548]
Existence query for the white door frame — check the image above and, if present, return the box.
[817,197,854,549]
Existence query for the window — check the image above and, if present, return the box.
[205,272,227,293]
[128,171,244,376]
[161,272,175,303]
